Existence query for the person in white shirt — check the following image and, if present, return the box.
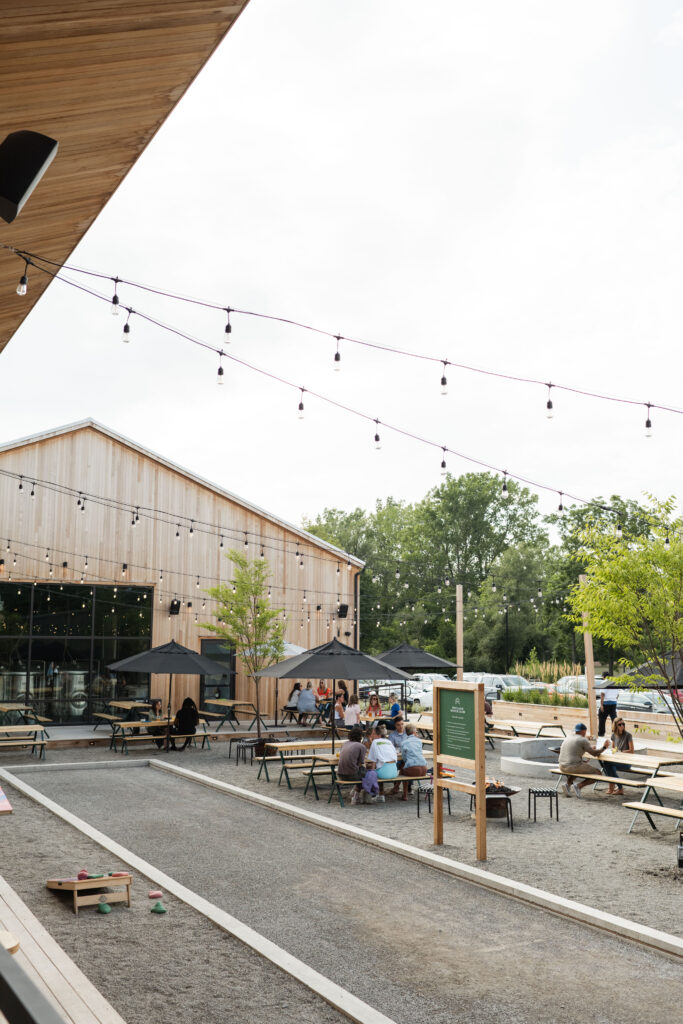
[344,693,361,727]
[367,723,398,802]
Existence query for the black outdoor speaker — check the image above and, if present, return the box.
[0,130,59,223]
[338,603,349,619]
[169,599,181,615]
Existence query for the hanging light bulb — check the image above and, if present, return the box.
[224,307,232,341]
[558,492,564,514]
[77,493,82,509]
[244,532,248,549]
[395,566,400,580]
[175,524,180,540]
[537,581,542,598]
[48,564,53,577]
[16,259,29,296]
[30,482,35,499]
[298,388,305,419]
[80,497,86,514]
[303,590,307,603]
[189,521,194,538]
[135,508,139,526]
[84,555,89,568]
[267,586,271,599]
[645,403,653,438]
[122,563,127,578]
[219,535,224,549]
[501,474,509,500]
[131,513,136,528]
[18,477,23,494]
[300,555,304,569]
[664,533,670,549]
[122,309,132,343]
[111,279,120,315]
[217,353,224,385]
[615,522,623,541]
[333,336,341,371]
[374,419,381,450]
[260,546,265,559]
[492,579,497,593]
[45,548,49,561]
[337,562,340,575]
[440,448,447,476]
[440,361,448,396]
[196,575,200,589]
[347,558,352,571]
[546,384,554,419]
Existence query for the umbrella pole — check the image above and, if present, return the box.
[165,673,173,752]
[331,679,336,755]
[274,679,279,728]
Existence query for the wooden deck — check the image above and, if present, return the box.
[0,874,126,1024]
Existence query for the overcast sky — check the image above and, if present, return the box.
[2,0,682,531]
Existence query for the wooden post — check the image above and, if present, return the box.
[473,684,487,861]
[433,676,444,846]
[579,574,598,737]
[456,583,464,682]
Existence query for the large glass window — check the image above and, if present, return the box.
[0,583,152,724]
[199,638,234,707]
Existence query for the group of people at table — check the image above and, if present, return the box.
[283,682,428,802]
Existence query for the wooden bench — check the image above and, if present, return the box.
[0,874,128,1024]
[550,768,650,792]
[622,801,683,831]
[113,728,210,754]
[92,712,123,731]
[0,725,46,759]
[328,773,429,807]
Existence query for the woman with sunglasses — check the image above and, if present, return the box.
[603,717,634,796]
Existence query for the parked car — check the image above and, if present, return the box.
[614,690,655,714]
[555,674,605,695]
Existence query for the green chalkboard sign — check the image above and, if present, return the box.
[438,688,476,761]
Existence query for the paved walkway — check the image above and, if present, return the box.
[23,765,683,1024]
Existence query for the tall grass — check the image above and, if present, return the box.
[502,688,588,708]
[513,652,582,686]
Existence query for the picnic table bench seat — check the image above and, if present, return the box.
[0,738,46,758]
[622,801,683,831]
[550,768,650,791]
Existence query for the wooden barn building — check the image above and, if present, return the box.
[0,419,363,725]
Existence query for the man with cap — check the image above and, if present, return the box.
[558,722,610,797]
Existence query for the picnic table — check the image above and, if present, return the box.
[108,700,153,713]
[623,773,683,833]
[0,703,49,731]
[204,697,268,733]
[0,723,46,759]
[597,750,683,777]
[110,718,210,754]
[491,719,566,738]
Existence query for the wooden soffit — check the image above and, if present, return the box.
[0,1,250,354]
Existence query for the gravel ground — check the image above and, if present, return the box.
[0,786,348,1024]
[4,753,682,1024]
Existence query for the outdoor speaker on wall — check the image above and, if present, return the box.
[169,599,181,615]
[338,603,349,618]
[0,130,59,223]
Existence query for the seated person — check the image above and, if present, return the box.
[367,723,399,799]
[396,722,428,799]
[333,692,345,727]
[602,717,635,796]
[336,726,367,804]
[171,697,199,751]
[558,723,609,797]
[316,680,331,701]
[389,717,408,753]
[344,693,361,727]
[365,693,383,719]
[388,693,402,719]
[296,682,317,725]
[146,697,166,749]
[283,683,302,718]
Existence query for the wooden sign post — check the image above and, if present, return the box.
[579,574,598,738]
[433,680,487,861]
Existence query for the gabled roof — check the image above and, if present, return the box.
[1,1,251,354]
[0,418,364,567]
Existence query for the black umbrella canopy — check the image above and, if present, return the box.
[378,642,456,673]
[108,640,228,676]
[255,637,412,681]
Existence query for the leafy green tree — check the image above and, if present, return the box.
[202,551,285,737]
[566,498,683,737]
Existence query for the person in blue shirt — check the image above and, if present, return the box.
[388,693,401,719]
[398,723,428,800]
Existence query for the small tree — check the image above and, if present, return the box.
[566,498,683,739]
[202,550,285,737]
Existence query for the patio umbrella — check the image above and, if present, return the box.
[378,643,456,716]
[255,637,412,752]
[108,640,228,751]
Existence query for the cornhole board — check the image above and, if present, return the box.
[46,874,133,915]
[0,785,12,814]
